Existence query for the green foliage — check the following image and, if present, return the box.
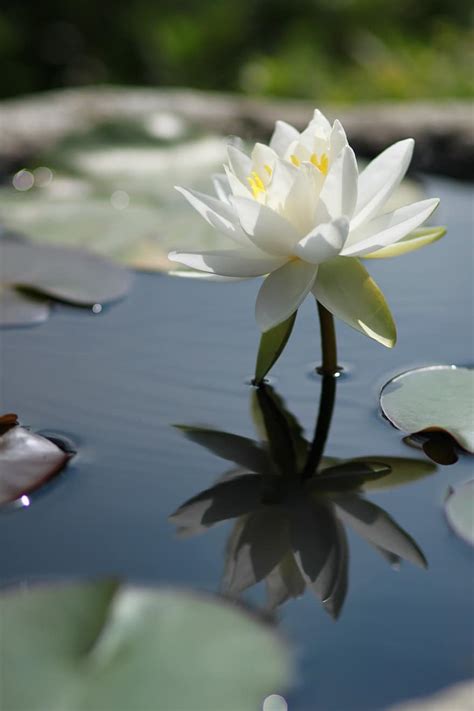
[0,0,472,100]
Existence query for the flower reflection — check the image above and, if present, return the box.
[170,381,435,618]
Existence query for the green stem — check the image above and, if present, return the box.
[316,301,339,376]
[301,302,339,479]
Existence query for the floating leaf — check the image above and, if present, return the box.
[0,422,71,505]
[254,312,296,385]
[0,579,291,711]
[1,239,132,306]
[380,366,474,455]
[444,480,474,546]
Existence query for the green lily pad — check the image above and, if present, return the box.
[0,419,72,506]
[0,579,291,711]
[380,366,474,454]
[444,480,474,546]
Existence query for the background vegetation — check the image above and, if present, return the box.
[1,0,473,101]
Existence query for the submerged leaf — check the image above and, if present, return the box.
[380,365,474,455]
[444,480,474,546]
[0,579,291,711]
[0,423,71,505]
[254,312,296,384]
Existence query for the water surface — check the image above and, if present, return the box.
[1,175,473,710]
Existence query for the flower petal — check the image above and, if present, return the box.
[329,119,348,162]
[282,163,323,234]
[343,198,440,257]
[363,226,446,259]
[231,196,301,255]
[227,145,252,183]
[312,257,396,347]
[256,260,318,332]
[316,146,358,222]
[251,142,277,176]
[293,217,349,264]
[168,269,249,282]
[175,186,249,246]
[269,120,300,156]
[351,138,414,230]
[169,248,286,277]
[224,165,250,198]
[212,173,231,203]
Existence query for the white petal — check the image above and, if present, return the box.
[269,120,300,156]
[316,146,358,222]
[311,109,332,133]
[329,119,348,162]
[212,173,231,203]
[266,158,298,209]
[294,218,349,264]
[312,257,397,347]
[231,196,301,256]
[251,142,277,175]
[256,260,318,332]
[169,248,286,277]
[282,164,323,235]
[227,145,252,183]
[351,138,414,230]
[224,165,250,198]
[342,198,440,257]
[168,270,249,282]
[175,186,250,246]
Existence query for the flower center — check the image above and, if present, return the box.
[290,153,329,175]
[246,165,272,198]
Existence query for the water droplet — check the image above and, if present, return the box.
[20,495,30,508]
[33,166,53,187]
[263,694,288,711]
[12,169,34,191]
[92,303,102,314]
[110,190,130,210]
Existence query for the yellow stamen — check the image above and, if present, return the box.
[290,154,301,167]
[310,152,329,175]
[264,164,272,176]
[246,170,266,199]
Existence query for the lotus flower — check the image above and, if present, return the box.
[170,110,444,347]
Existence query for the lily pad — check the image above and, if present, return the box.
[0,579,291,711]
[0,238,132,326]
[444,480,474,546]
[0,419,72,505]
[380,366,474,455]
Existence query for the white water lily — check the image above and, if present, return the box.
[169,109,442,347]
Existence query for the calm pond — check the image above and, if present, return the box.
[1,174,473,710]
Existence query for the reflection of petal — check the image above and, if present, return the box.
[174,426,271,474]
[290,496,341,602]
[308,460,390,492]
[322,519,349,620]
[251,385,309,471]
[222,509,290,595]
[169,474,265,528]
[333,494,427,568]
[265,552,306,611]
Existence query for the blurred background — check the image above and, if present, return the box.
[1,0,473,102]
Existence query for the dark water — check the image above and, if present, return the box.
[1,175,473,710]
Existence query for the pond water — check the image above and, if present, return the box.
[1,175,473,710]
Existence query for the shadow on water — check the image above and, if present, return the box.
[170,378,433,618]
